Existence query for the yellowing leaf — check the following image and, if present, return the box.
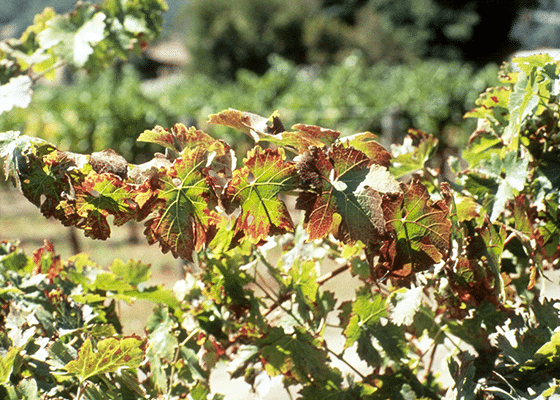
[222,146,297,243]
[144,147,221,261]
[64,336,144,381]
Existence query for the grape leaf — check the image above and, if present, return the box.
[258,124,340,152]
[222,146,297,243]
[109,259,151,287]
[0,131,47,185]
[207,109,285,141]
[0,75,33,115]
[258,326,331,384]
[144,147,221,261]
[59,171,136,239]
[0,345,22,384]
[296,144,400,244]
[138,123,224,155]
[340,131,391,168]
[64,336,144,381]
[18,146,82,220]
[389,129,439,179]
[343,291,387,348]
[377,180,452,278]
[38,6,107,68]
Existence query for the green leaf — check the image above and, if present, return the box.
[0,346,22,384]
[389,130,438,179]
[475,151,528,221]
[38,7,107,67]
[343,292,387,348]
[462,131,503,168]
[223,146,297,243]
[258,327,332,384]
[144,147,222,261]
[64,336,145,381]
[109,259,151,287]
[147,305,178,362]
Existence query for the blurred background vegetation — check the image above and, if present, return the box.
[1,0,556,166]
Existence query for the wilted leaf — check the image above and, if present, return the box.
[64,336,144,381]
[222,146,297,243]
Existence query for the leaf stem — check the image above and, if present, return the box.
[326,346,366,379]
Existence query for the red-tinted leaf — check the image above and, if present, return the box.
[222,146,297,243]
[376,180,452,280]
[296,145,400,244]
[207,109,285,141]
[138,123,227,155]
[59,172,137,240]
[19,146,81,220]
[260,124,340,152]
[143,147,221,261]
[340,132,391,168]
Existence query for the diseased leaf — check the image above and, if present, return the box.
[259,124,340,152]
[64,336,144,381]
[138,123,223,155]
[222,146,297,243]
[341,131,391,168]
[144,147,221,261]
[377,180,451,279]
[296,144,399,244]
[59,171,136,239]
[207,109,285,141]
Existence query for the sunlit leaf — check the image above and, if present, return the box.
[64,336,144,381]
[296,144,399,244]
[207,109,285,141]
[144,147,221,261]
[222,146,297,243]
[343,292,386,348]
[0,75,33,115]
[390,129,438,178]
